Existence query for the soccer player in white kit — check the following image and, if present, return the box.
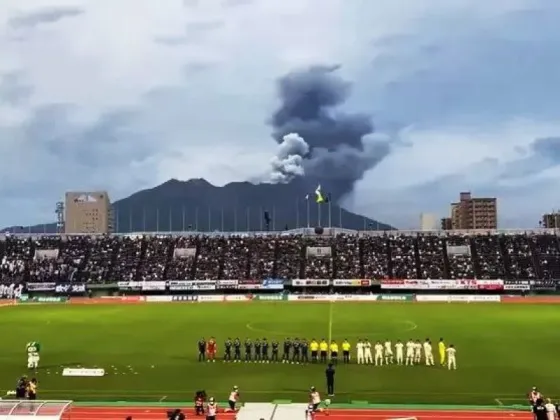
[544,398,556,420]
[364,340,373,364]
[356,340,365,364]
[384,340,393,364]
[395,340,404,365]
[423,339,434,366]
[446,345,457,370]
[405,340,414,365]
[414,340,422,364]
[374,341,384,366]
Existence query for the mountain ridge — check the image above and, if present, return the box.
[2,178,394,233]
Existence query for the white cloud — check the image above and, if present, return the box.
[0,0,559,228]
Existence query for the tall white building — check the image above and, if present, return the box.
[420,213,438,231]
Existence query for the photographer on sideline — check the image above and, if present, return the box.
[167,409,185,420]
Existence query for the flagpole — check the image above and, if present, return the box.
[296,198,299,228]
[306,198,310,228]
[318,202,321,227]
[339,206,342,228]
[156,208,159,232]
[169,207,173,232]
[328,196,332,227]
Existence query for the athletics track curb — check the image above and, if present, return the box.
[72,401,529,411]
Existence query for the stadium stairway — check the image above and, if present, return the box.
[235,402,277,419]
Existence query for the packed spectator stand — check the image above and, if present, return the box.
[0,229,559,290]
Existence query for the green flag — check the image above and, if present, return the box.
[315,185,329,203]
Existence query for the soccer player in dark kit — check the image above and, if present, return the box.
[261,338,269,362]
[244,338,253,362]
[254,339,262,362]
[292,338,301,363]
[301,339,309,363]
[224,338,232,362]
[282,338,292,363]
[233,338,241,362]
[198,338,206,362]
[271,339,279,362]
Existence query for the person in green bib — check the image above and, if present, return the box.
[26,342,41,369]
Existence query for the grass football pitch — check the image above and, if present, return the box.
[1,302,558,405]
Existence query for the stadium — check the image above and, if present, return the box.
[1,229,559,420]
[2,2,560,420]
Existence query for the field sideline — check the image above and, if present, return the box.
[1,299,559,405]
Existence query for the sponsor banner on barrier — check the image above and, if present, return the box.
[198,295,224,302]
[287,294,379,302]
[237,282,263,290]
[26,282,56,291]
[262,278,284,290]
[55,284,86,294]
[62,368,105,377]
[377,294,414,301]
[381,279,503,290]
[171,295,198,302]
[216,280,238,289]
[146,296,174,302]
[333,279,371,287]
[168,280,216,291]
[99,296,146,302]
[504,283,530,291]
[415,295,501,302]
[18,296,68,303]
[475,280,504,290]
[292,279,330,287]
[530,280,557,291]
[252,294,287,301]
[117,281,166,291]
[224,295,252,302]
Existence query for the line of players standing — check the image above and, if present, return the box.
[197,337,353,364]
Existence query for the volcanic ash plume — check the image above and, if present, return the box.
[269,133,310,183]
[269,65,390,194]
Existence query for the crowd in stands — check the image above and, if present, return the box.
[0,232,559,283]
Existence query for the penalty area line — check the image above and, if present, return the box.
[159,396,167,402]
[494,398,503,406]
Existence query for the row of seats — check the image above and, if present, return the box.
[0,233,559,283]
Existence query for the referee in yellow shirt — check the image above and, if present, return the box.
[438,338,446,366]
[330,341,339,364]
[310,339,319,363]
[319,339,328,363]
[342,339,351,364]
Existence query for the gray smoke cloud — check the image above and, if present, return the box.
[269,133,310,183]
[268,65,390,195]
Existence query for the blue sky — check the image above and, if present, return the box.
[1,0,559,229]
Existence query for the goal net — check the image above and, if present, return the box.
[0,400,73,420]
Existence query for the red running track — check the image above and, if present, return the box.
[66,406,534,420]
